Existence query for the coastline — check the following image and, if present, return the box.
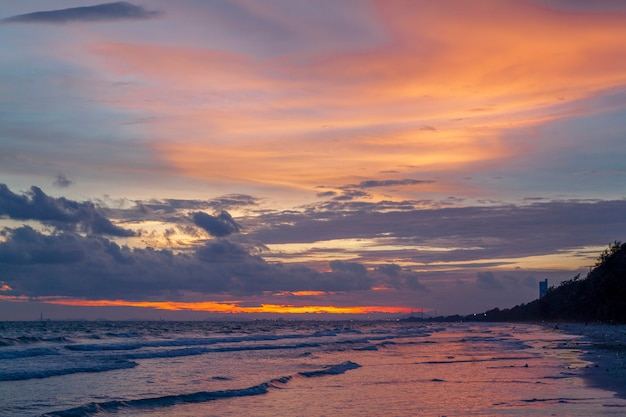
[549,323,626,400]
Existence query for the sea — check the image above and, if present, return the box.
[1,320,625,417]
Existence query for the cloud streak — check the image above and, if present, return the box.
[251,198,626,269]
[345,179,434,189]
[68,0,625,200]
[2,2,160,24]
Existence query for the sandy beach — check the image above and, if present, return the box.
[550,323,626,400]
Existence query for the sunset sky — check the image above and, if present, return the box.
[1,0,626,320]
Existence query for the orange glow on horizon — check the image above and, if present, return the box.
[0,296,415,315]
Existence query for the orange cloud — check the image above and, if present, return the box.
[273,291,328,297]
[369,1,626,99]
[80,1,626,197]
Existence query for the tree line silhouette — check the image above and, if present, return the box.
[481,242,626,323]
[405,242,626,323]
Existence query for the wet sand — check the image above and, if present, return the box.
[551,323,626,400]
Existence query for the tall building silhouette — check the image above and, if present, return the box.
[539,279,548,298]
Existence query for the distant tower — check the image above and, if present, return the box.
[539,279,548,298]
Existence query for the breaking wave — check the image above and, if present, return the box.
[40,361,360,417]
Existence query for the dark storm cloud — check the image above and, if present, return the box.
[193,211,241,237]
[2,2,160,24]
[0,226,85,265]
[251,198,626,265]
[0,226,375,299]
[2,184,624,308]
[196,239,250,263]
[0,184,134,237]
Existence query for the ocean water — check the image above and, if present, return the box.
[1,321,625,416]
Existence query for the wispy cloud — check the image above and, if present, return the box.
[344,179,434,189]
[75,0,626,198]
[2,2,160,24]
[53,174,73,188]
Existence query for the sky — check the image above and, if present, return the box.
[1,0,626,320]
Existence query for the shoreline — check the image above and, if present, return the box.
[548,323,626,400]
